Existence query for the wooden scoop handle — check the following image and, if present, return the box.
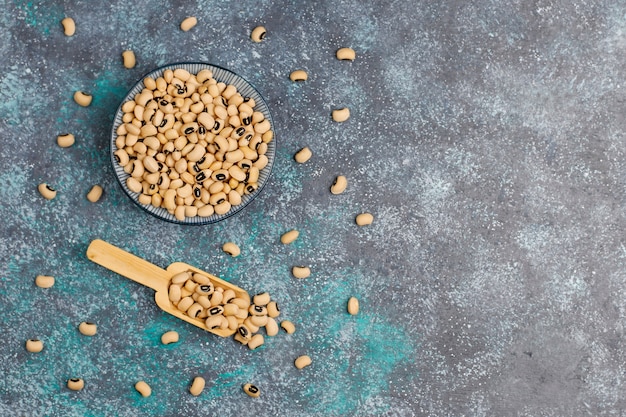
[86,239,170,292]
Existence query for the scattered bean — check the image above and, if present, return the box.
[122,50,136,69]
[280,320,295,334]
[336,47,356,61]
[135,380,152,397]
[180,16,197,32]
[74,91,92,107]
[294,147,312,163]
[78,321,97,336]
[347,297,359,315]
[67,378,84,391]
[222,241,241,257]
[253,292,270,306]
[266,301,280,318]
[289,69,308,82]
[189,376,206,396]
[250,26,266,42]
[38,183,57,200]
[332,107,350,122]
[25,339,43,353]
[265,317,279,336]
[356,212,374,226]
[294,355,312,369]
[243,383,260,398]
[86,185,103,203]
[35,275,55,288]
[292,266,311,279]
[247,333,264,350]
[161,330,179,345]
[61,17,75,36]
[280,229,299,244]
[330,175,347,194]
[57,133,75,148]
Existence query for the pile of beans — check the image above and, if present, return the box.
[114,68,273,221]
[168,270,280,349]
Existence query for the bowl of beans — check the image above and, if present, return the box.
[111,62,275,224]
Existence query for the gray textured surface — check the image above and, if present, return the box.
[2,0,626,416]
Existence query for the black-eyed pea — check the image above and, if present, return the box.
[280,229,299,244]
[180,286,193,299]
[205,315,223,329]
[38,183,57,200]
[266,301,280,318]
[332,107,350,122]
[214,200,231,215]
[250,26,266,42]
[280,320,296,334]
[35,275,55,288]
[235,308,249,320]
[187,302,203,318]
[244,183,258,195]
[114,149,130,166]
[197,295,211,308]
[222,289,236,304]
[144,77,157,90]
[237,323,252,341]
[126,177,142,193]
[231,297,250,310]
[250,314,268,327]
[331,175,347,194]
[347,297,359,315]
[78,322,97,336]
[294,147,312,163]
[174,205,185,221]
[61,17,76,36]
[195,283,214,296]
[223,303,239,316]
[265,317,279,336]
[171,271,190,285]
[243,383,261,398]
[243,318,260,334]
[247,334,264,350]
[168,285,182,304]
[86,185,103,203]
[228,190,242,206]
[222,242,240,257]
[254,119,271,134]
[356,212,374,226]
[292,266,311,279]
[207,305,225,317]
[25,339,44,353]
[249,304,267,316]
[336,47,356,61]
[289,70,308,82]
[161,330,179,345]
[177,296,194,312]
[234,332,249,345]
[74,91,92,107]
[67,378,84,391]
[252,292,271,306]
[226,315,239,330]
[180,16,197,31]
[135,381,152,397]
[189,376,205,396]
[57,133,75,148]
[254,155,269,170]
[138,193,152,205]
[197,204,215,217]
[295,355,312,369]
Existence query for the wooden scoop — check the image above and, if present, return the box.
[86,239,249,337]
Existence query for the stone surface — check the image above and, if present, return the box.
[1,1,626,416]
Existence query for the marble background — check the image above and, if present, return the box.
[2,0,626,416]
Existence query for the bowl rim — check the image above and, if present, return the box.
[110,61,276,225]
